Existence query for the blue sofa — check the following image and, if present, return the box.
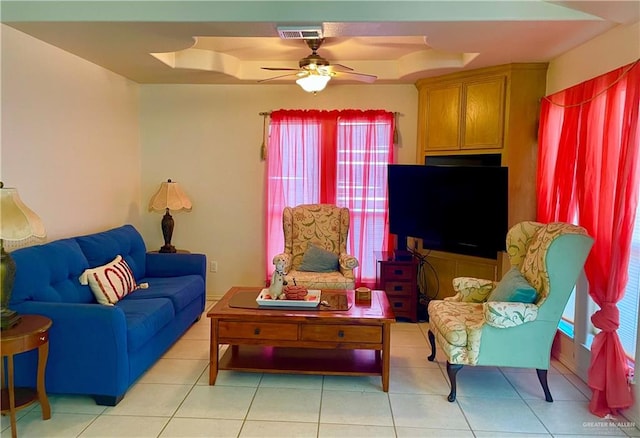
[9,225,206,406]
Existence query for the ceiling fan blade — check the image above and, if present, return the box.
[261,67,300,71]
[328,63,354,72]
[334,70,377,83]
[258,72,302,83]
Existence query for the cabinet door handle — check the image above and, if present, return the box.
[394,302,403,308]
[338,330,345,338]
[394,269,403,275]
[254,328,261,335]
[394,285,403,291]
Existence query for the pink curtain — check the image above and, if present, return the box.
[265,109,394,286]
[336,110,395,288]
[537,60,640,417]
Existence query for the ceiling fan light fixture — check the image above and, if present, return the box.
[296,74,331,93]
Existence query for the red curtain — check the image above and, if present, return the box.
[265,109,395,286]
[537,60,640,416]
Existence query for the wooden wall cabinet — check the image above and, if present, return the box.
[417,63,548,230]
[421,76,505,151]
[415,63,547,298]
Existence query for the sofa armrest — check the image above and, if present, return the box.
[483,301,539,328]
[449,277,496,303]
[339,253,358,279]
[12,301,130,395]
[145,253,206,278]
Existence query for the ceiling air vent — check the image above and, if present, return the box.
[277,26,323,40]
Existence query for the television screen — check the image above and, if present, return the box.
[387,164,508,259]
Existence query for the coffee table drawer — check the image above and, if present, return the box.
[300,325,382,343]
[219,321,298,341]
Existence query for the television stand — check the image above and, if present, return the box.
[417,248,504,299]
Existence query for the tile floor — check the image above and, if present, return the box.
[3,302,639,438]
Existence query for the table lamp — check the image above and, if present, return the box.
[148,179,192,253]
[0,182,46,329]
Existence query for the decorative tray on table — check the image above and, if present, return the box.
[256,288,321,307]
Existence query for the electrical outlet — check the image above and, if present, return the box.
[210,261,218,273]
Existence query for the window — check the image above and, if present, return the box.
[265,110,395,285]
[618,200,640,359]
[537,60,639,414]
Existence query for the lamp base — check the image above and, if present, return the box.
[159,244,176,253]
[1,307,21,330]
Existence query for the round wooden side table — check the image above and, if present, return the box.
[1,314,52,438]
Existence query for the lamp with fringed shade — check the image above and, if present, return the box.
[0,182,46,329]
[148,179,192,253]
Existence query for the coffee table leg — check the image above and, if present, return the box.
[382,322,391,392]
[209,318,219,385]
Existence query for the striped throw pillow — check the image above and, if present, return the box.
[79,255,138,305]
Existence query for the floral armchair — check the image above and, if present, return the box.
[273,204,359,290]
[427,221,593,402]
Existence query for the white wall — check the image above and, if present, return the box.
[546,21,640,94]
[0,25,141,242]
[139,84,418,297]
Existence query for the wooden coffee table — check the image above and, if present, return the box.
[207,287,395,391]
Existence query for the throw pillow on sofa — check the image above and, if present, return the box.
[79,255,138,305]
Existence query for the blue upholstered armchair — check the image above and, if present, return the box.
[427,222,593,402]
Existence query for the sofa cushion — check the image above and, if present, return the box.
[285,270,354,290]
[11,239,94,305]
[487,267,537,304]
[79,255,138,305]
[126,275,204,312]
[75,225,147,280]
[298,244,339,272]
[117,297,175,353]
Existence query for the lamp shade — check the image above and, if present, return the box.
[296,74,331,93]
[148,179,192,212]
[0,184,46,241]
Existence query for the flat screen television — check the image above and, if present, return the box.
[387,164,508,259]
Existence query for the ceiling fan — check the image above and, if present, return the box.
[259,39,377,92]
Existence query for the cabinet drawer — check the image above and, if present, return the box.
[384,281,412,296]
[382,264,414,280]
[389,297,412,314]
[300,325,382,343]
[219,321,298,341]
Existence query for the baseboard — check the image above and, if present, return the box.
[207,292,224,302]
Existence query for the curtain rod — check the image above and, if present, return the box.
[259,111,401,116]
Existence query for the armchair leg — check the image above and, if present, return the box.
[427,330,436,361]
[536,369,553,402]
[446,362,463,402]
